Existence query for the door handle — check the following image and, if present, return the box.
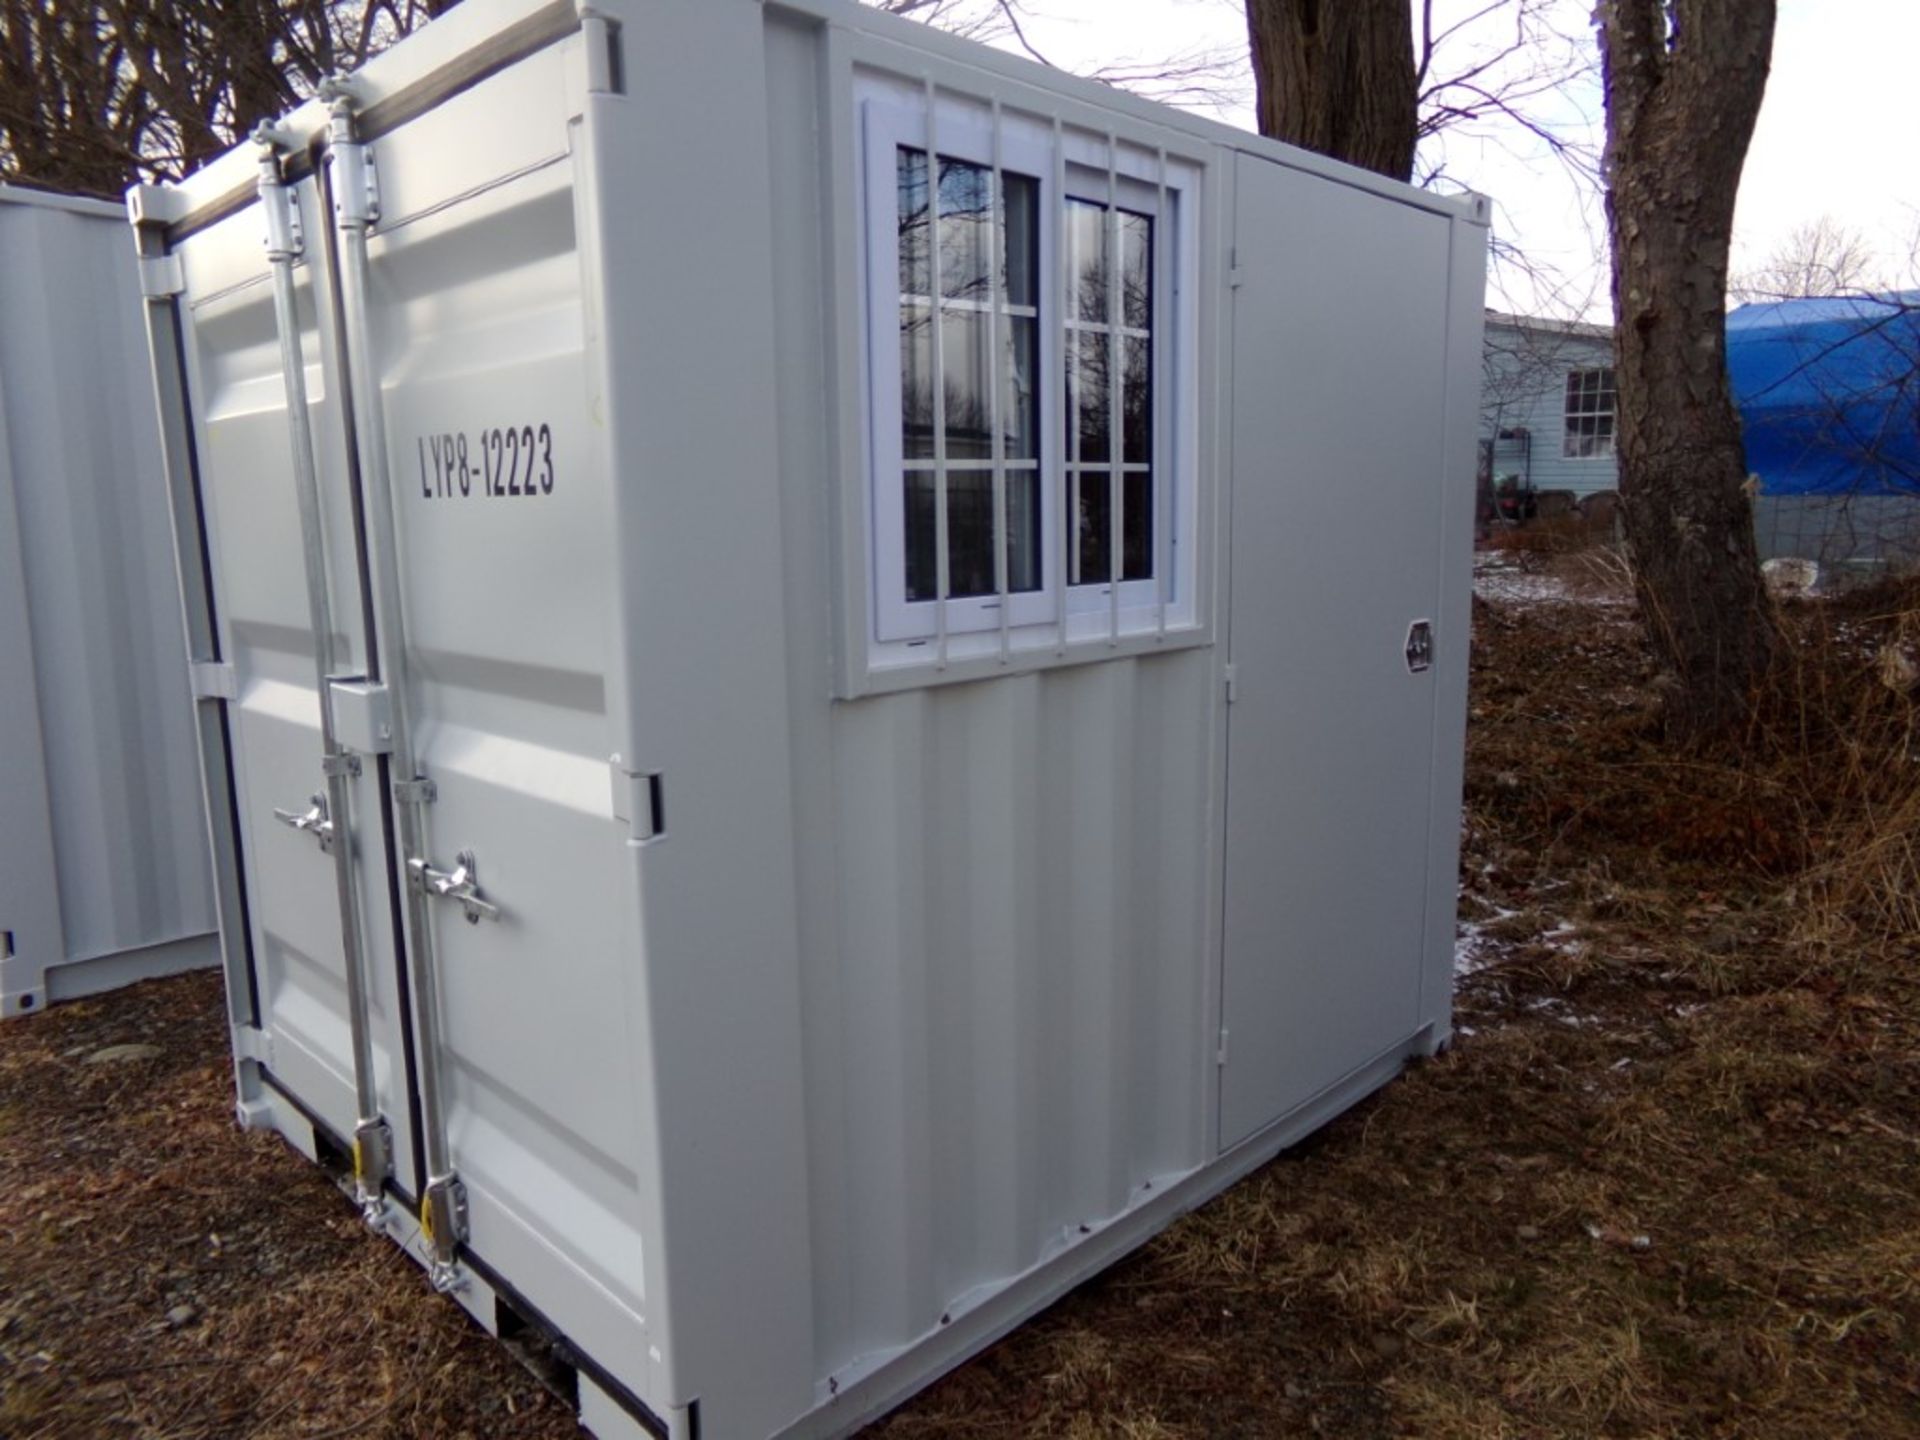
[273,794,335,852]
[1405,619,1434,674]
[408,849,501,925]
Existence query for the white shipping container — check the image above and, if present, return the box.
[130,1,1487,1435]
[0,185,217,1017]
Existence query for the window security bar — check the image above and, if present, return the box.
[990,98,1011,666]
[1154,144,1170,641]
[924,76,951,670]
[1107,132,1123,648]
[1053,114,1071,659]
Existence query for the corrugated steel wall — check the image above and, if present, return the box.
[0,190,216,1010]
[800,656,1214,1376]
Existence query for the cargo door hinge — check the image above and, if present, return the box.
[1227,247,1243,290]
[1216,1028,1230,1066]
[609,755,665,843]
[190,660,237,701]
[139,252,185,299]
[233,1025,272,1064]
[392,776,437,805]
[318,78,381,227]
[578,7,626,95]
[1223,663,1238,704]
[258,163,304,259]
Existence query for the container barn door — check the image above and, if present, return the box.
[1218,154,1452,1150]
[168,178,422,1197]
[321,39,656,1389]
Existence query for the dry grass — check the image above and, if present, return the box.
[1483,514,1615,556]
[0,974,577,1440]
[3,580,1918,1438]
[877,579,1920,1439]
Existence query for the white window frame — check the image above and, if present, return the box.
[864,104,1059,644]
[859,93,1200,674]
[1061,167,1168,624]
[1562,366,1617,460]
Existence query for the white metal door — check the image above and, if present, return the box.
[321,43,656,1383]
[1219,155,1451,1150]
[169,177,423,1197]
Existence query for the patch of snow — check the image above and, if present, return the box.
[1474,562,1578,605]
[1539,921,1584,953]
[1525,996,1606,1028]
[1472,551,1631,607]
[1454,905,1519,977]
[1455,909,1584,978]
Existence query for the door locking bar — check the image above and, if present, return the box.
[255,125,393,1224]
[407,851,501,925]
[321,76,467,1288]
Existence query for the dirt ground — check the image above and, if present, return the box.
[3,551,1917,1439]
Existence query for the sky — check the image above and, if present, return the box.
[952,0,1920,320]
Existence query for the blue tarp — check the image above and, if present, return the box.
[1726,293,1920,496]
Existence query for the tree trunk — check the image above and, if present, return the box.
[1244,0,1417,183]
[1599,0,1779,740]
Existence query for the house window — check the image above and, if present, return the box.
[1563,367,1616,459]
[863,99,1193,665]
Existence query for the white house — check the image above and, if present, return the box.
[1481,310,1619,501]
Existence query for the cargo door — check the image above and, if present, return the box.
[319,45,654,1373]
[167,174,422,1196]
[1218,154,1451,1149]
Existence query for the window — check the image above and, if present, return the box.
[1066,199,1154,588]
[897,148,1042,605]
[1563,367,1616,459]
[863,98,1196,669]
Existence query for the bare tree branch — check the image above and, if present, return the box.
[0,0,454,196]
[1732,217,1885,302]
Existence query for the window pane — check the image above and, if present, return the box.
[1123,469,1152,581]
[905,470,936,601]
[1007,468,1041,593]
[906,470,1006,599]
[1003,173,1038,308]
[1069,200,1108,323]
[894,145,1048,617]
[905,470,1004,601]
[901,300,932,458]
[998,314,1036,460]
[1074,472,1112,585]
[1120,211,1152,330]
[945,471,996,596]
[1123,334,1151,463]
[938,159,992,303]
[942,308,993,461]
[1072,329,1111,464]
[898,149,930,297]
